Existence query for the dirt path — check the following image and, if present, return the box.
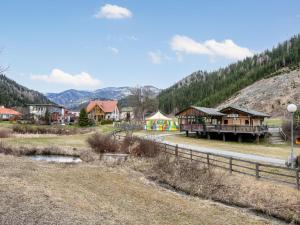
[0,154,282,225]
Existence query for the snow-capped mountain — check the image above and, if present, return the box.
[46,86,160,109]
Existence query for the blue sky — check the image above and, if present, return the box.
[0,0,299,93]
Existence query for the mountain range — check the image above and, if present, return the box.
[46,86,160,109]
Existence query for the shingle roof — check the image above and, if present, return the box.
[86,100,118,113]
[0,107,21,116]
[176,106,225,116]
[221,106,270,117]
[191,106,225,116]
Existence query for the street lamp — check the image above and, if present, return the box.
[287,103,297,168]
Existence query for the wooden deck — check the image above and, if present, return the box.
[180,124,268,135]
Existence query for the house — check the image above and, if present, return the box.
[86,100,119,122]
[176,105,270,142]
[220,106,270,126]
[0,106,21,121]
[120,107,134,121]
[27,104,66,124]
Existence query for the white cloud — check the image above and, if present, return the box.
[31,69,101,88]
[170,35,254,60]
[108,46,119,54]
[95,4,132,19]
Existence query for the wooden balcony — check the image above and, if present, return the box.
[180,124,268,135]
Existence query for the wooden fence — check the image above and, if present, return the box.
[114,134,299,189]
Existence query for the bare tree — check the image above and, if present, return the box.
[129,86,158,120]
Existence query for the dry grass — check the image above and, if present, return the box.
[0,154,280,225]
[146,153,300,224]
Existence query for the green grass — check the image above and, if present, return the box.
[264,117,283,127]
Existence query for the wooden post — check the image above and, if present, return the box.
[255,163,260,179]
[223,133,226,142]
[190,150,193,162]
[175,144,178,159]
[296,169,299,190]
[229,158,233,174]
[207,153,210,166]
[256,135,260,144]
[238,134,242,143]
[186,131,189,137]
[207,133,210,140]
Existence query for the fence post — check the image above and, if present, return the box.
[207,153,210,167]
[296,169,299,190]
[190,150,193,162]
[229,157,233,174]
[175,144,178,159]
[255,163,260,179]
[164,143,167,153]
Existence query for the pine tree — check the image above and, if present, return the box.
[44,108,51,125]
[79,108,89,127]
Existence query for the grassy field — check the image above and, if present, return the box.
[163,134,300,160]
[0,154,282,225]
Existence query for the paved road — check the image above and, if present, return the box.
[149,133,286,165]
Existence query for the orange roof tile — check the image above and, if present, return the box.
[86,100,118,113]
[0,107,21,116]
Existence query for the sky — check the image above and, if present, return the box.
[0,0,299,93]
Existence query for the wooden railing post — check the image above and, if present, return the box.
[229,157,233,174]
[190,150,193,162]
[296,169,299,190]
[175,144,178,159]
[255,163,260,179]
[207,153,210,167]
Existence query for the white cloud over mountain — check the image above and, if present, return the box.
[31,69,101,88]
[170,35,253,60]
[95,4,132,19]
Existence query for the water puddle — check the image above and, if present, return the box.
[28,155,82,163]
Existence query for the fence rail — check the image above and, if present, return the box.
[114,134,299,189]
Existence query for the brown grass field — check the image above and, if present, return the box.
[0,154,286,225]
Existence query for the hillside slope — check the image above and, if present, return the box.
[158,34,300,114]
[218,69,300,116]
[0,74,51,107]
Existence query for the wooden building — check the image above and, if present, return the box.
[176,105,270,143]
[86,100,119,122]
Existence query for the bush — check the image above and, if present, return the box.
[0,129,12,138]
[87,132,119,153]
[79,109,89,127]
[12,125,78,135]
[0,142,13,155]
[121,135,160,158]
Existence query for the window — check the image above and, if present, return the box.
[224,120,228,125]
[245,120,249,125]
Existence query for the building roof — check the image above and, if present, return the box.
[176,106,225,117]
[220,106,270,117]
[146,111,173,121]
[0,107,21,116]
[86,100,118,113]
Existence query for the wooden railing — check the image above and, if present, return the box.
[114,134,299,189]
[180,124,268,134]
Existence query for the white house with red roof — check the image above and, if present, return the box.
[0,106,21,121]
[86,100,119,121]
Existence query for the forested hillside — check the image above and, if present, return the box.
[158,34,300,114]
[0,74,51,107]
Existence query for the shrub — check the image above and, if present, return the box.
[12,124,78,135]
[87,132,119,153]
[121,135,160,158]
[0,129,11,138]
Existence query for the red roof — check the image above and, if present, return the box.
[0,107,21,116]
[86,100,118,113]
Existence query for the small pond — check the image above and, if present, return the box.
[28,155,82,163]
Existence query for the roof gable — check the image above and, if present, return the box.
[176,106,225,117]
[220,106,270,117]
[0,107,21,116]
[86,100,118,113]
